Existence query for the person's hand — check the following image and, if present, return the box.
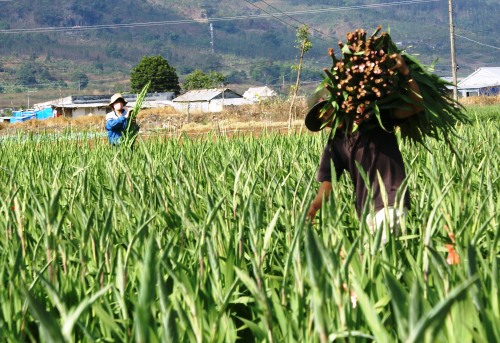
[307,181,332,223]
[390,53,424,118]
[124,110,134,119]
[390,53,410,76]
[307,202,321,223]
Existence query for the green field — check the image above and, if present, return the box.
[0,106,498,342]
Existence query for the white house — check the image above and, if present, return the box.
[458,67,500,97]
[35,96,108,118]
[243,86,277,102]
[172,88,251,113]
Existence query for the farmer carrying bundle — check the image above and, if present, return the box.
[306,26,469,144]
[306,26,468,244]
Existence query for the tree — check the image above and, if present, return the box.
[38,68,55,83]
[249,63,284,84]
[16,62,37,86]
[226,70,247,84]
[289,25,312,129]
[130,55,180,94]
[105,43,121,59]
[72,71,89,90]
[183,70,226,90]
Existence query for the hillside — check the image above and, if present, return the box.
[0,0,498,108]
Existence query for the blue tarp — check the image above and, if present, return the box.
[36,107,53,119]
[11,107,53,123]
[10,114,36,123]
[13,110,36,118]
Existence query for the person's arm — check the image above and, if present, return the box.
[391,54,424,119]
[307,181,332,221]
[105,114,127,131]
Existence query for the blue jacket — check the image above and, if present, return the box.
[105,109,130,144]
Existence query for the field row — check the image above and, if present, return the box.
[0,106,498,342]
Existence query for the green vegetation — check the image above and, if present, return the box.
[183,70,226,90]
[0,106,498,341]
[71,72,88,90]
[130,55,180,94]
[11,61,65,91]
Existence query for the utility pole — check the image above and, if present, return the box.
[221,84,225,112]
[448,0,458,101]
[210,23,215,54]
[27,88,37,109]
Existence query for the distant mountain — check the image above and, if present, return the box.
[0,0,498,104]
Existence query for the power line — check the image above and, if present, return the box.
[241,0,300,34]
[242,0,336,43]
[455,27,500,36]
[0,0,442,34]
[455,34,500,50]
[405,25,500,50]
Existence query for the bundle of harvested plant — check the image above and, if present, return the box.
[315,26,469,145]
[123,82,150,148]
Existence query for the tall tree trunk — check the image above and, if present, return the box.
[288,40,306,130]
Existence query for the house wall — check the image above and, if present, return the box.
[212,99,255,111]
[460,89,479,97]
[479,86,499,96]
[173,102,221,113]
[173,98,253,113]
[460,86,499,97]
[173,101,212,114]
[72,107,107,118]
[72,108,87,118]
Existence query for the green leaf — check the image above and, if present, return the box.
[135,236,157,343]
[384,272,409,340]
[158,268,178,343]
[407,276,479,343]
[350,278,392,342]
[62,285,111,341]
[237,317,267,341]
[22,286,65,343]
[263,208,280,253]
[341,44,352,54]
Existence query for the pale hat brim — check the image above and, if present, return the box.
[109,93,127,106]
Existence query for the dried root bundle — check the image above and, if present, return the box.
[316,26,469,145]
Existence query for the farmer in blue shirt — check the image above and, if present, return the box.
[105,93,139,145]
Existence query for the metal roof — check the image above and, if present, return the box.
[70,92,175,104]
[458,67,500,89]
[172,88,242,102]
[33,92,176,109]
[53,103,108,109]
